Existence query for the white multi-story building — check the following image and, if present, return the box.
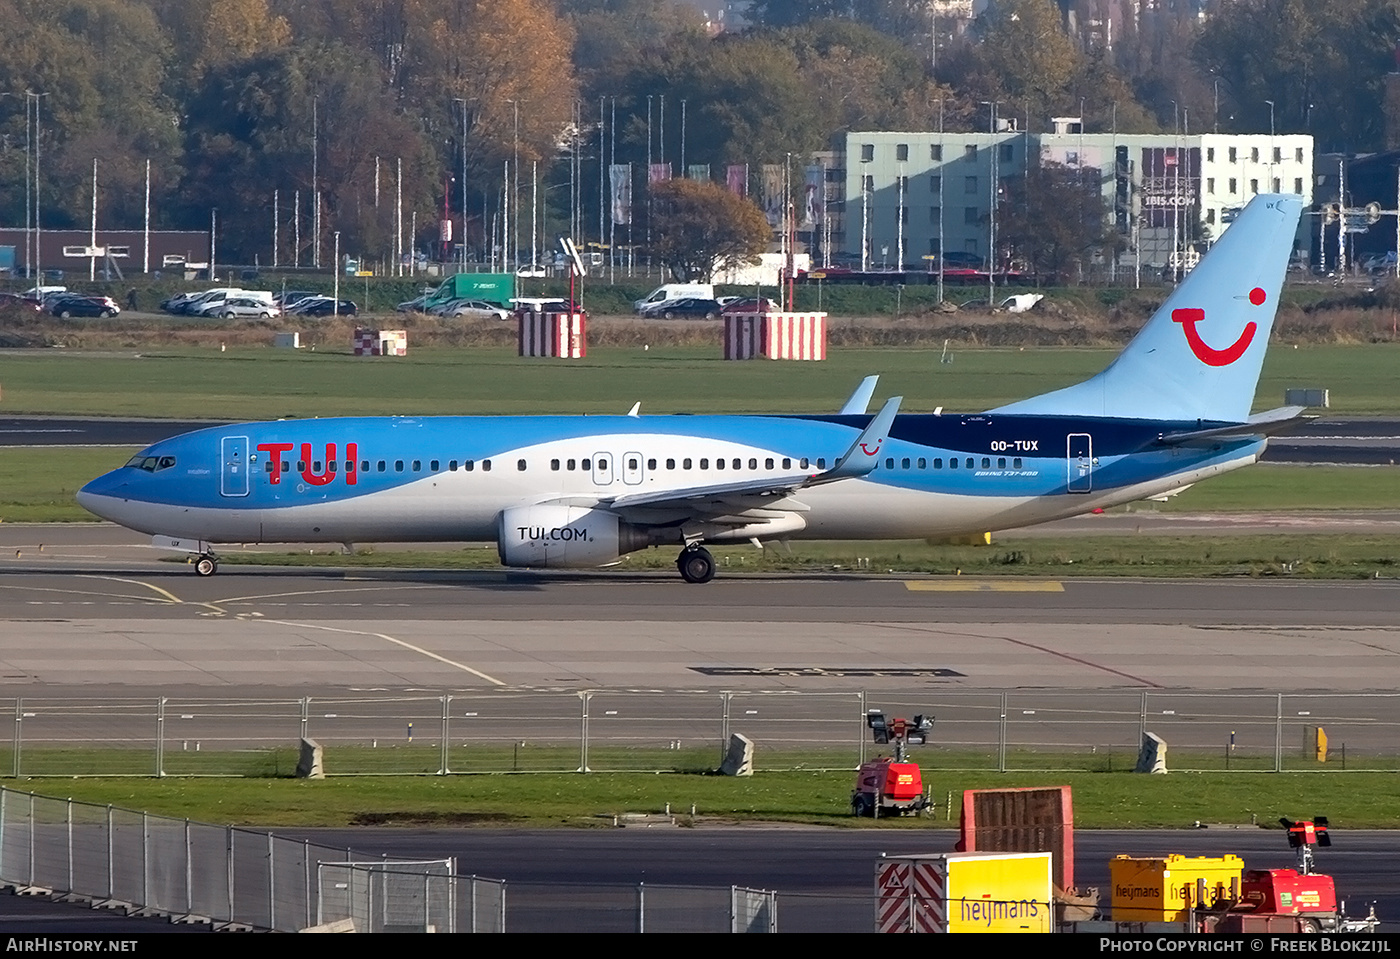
[830,126,1314,273]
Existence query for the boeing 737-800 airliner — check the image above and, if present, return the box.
[78,194,1305,583]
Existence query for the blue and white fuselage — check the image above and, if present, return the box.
[77,412,1263,543]
[77,194,1306,582]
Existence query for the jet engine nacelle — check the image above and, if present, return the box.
[497,505,656,568]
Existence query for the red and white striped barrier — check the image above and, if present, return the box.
[875,859,943,933]
[518,311,587,359]
[722,312,826,360]
[353,329,407,356]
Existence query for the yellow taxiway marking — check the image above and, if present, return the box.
[79,575,230,615]
[263,620,506,686]
[904,580,1065,592]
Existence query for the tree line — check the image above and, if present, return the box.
[1,0,1396,266]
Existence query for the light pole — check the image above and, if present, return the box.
[1265,99,1276,194]
[333,231,341,316]
[453,98,470,269]
[982,100,1000,306]
[30,91,49,280]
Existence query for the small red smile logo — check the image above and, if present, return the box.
[1172,290,1263,367]
[860,441,881,456]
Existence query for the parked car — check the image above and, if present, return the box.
[50,295,120,318]
[275,290,319,309]
[720,296,779,314]
[395,294,431,313]
[292,297,358,317]
[213,297,280,319]
[937,252,985,270]
[639,297,723,319]
[440,298,511,320]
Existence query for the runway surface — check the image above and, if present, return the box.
[0,524,1397,697]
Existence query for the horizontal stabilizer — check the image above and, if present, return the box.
[1155,405,1309,446]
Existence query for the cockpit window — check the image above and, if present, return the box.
[124,454,176,473]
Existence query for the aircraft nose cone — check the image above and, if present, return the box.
[76,472,127,520]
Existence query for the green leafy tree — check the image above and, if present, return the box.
[0,0,181,231]
[179,42,436,263]
[1195,0,1400,150]
[997,161,1112,284]
[940,0,1080,127]
[645,178,771,281]
[773,20,955,133]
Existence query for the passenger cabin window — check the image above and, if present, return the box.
[464,460,475,471]
[430,460,439,471]
[482,460,492,471]
[682,458,692,469]
[517,459,527,471]
[551,459,560,471]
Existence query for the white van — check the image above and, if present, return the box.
[633,283,714,313]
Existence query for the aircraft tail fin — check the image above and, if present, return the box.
[990,194,1304,423]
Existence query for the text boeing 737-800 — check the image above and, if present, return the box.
[78,194,1306,584]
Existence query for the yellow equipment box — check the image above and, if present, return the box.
[1110,854,1244,922]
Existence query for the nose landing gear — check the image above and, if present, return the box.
[676,546,715,584]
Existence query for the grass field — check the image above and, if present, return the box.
[13,767,1400,829]
[1,341,1398,417]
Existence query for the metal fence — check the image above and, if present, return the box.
[3,689,1398,778]
[0,785,785,932]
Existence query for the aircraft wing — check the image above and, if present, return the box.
[601,396,903,517]
[1154,405,1309,446]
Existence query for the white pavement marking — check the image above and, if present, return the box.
[260,619,506,686]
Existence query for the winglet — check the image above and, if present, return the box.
[838,375,880,415]
[627,402,641,418]
[814,395,902,484]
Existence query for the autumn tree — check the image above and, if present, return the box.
[997,162,1113,284]
[280,0,578,220]
[644,179,770,281]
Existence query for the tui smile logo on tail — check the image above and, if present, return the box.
[1171,287,1265,367]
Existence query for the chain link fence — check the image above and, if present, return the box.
[2,689,1397,778]
[0,786,781,931]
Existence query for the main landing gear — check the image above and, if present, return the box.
[193,554,219,577]
[676,546,715,584]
